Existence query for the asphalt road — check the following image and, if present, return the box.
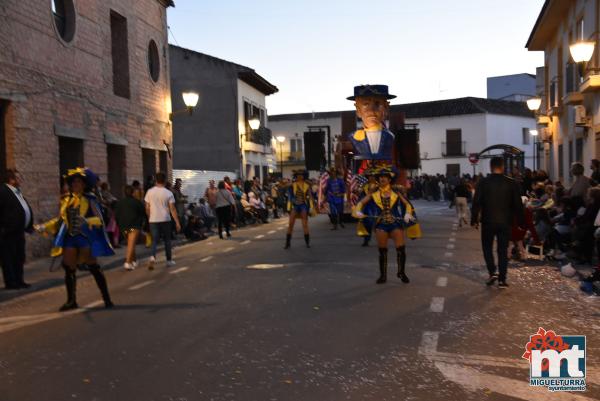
[1,200,599,401]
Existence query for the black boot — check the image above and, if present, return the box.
[339,215,344,228]
[362,237,370,247]
[331,223,338,230]
[397,246,409,283]
[284,234,291,249]
[304,234,310,248]
[377,248,387,284]
[59,266,78,312]
[89,264,114,308]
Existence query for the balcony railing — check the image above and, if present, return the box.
[442,141,466,157]
[246,127,272,145]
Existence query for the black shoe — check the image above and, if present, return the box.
[498,281,509,289]
[340,222,345,228]
[59,301,78,311]
[304,234,310,248]
[284,234,291,249]
[376,276,387,284]
[361,237,370,247]
[398,273,410,283]
[486,274,498,286]
[331,226,338,231]
[4,284,19,290]
[18,282,31,289]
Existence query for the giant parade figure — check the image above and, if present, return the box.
[347,85,419,284]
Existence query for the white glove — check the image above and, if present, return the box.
[404,213,414,224]
[355,211,365,219]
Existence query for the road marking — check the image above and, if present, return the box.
[200,256,213,262]
[246,263,285,270]
[419,331,439,355]
[255,235,265,239]
[240,240,251,245]
[436,277,448,287]
[449,238,456,242]
[441,262,450,267]
[446,244,455,250]
[430,297,445,313]
[129,280,155,291]
[169,267,189,275]
[450,232,457,237]
[267,230,276,234]
[444,252,453,258]
[277,227,285,230]
[222,247,234,253]
[207,242,213,246]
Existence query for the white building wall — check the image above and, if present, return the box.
[485,114,536,170]
[237,79,275,181]
[406,114,488,177]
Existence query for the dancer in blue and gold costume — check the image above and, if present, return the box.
[325,168,346,230]
[284,170,314,249]
[35,168,114,311]
[353,168,415,284]
[357,169,379,247]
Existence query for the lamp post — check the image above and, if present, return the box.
[276,135,285,177]
[169,91,199,120]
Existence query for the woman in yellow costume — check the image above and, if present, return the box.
[284,170,315,249]
[35,168,114,311]
[353,168,415,284]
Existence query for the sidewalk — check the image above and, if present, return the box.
[0,235,191,304]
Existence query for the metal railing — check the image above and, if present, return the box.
[246,127,272,145]
[441,141,466,157]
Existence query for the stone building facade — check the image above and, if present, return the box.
[0,0,174,257]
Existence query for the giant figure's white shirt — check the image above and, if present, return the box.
[365,130,381,155]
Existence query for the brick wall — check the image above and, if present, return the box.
[0,0,173,258]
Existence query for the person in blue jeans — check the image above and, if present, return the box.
[144,172,181,270]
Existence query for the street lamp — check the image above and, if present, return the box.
[169,91,199,120]
[276,135,285,176]
[248,117,261,130]
[570,41,595,78]
[526,97,542,112]
[530,129,539,171]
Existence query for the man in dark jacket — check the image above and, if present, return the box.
[471,157,524,288]
[0,169,33,289]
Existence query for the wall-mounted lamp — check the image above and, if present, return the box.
[526,97,542,112]
[248,117,261,131]
[570,41,596,77]
[169,91,199,120]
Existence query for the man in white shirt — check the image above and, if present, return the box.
[0,169,33,289]
[144,172,181,269]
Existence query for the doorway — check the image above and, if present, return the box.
[58,136,84,186]
[107,144,126,198]
[142,148,156,190]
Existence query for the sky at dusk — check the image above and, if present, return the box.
[167,0,546,116]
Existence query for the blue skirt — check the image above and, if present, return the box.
[375,222,404,233]
[293,204,309,214]
[63,234,91,249]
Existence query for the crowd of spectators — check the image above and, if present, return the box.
[409,161,600,278]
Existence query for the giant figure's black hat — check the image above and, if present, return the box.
[347,84,396,101]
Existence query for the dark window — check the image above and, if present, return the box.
[52,0,75,42]
[148,40,160,83]
[522,128,530,145]
[445,129,463,156]
[262,166,268,181]
[446,164,460,177]
[576,138,583,163]
[107,144,126,198]
[558,144,564,179]
[58,137,84,185]
[159,150,168,175]
[254,165,260,179]
[110,10,130,98]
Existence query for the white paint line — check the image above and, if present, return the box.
[246,263,285,270]
[255,234,265,239]
[169,266,189,275]
[418,331,439,355]
[430,297,445,313]
[449,238,456,242]
[277,227,285,230]
[436,277,448,287]
[450,232,457,237]
[207,242,213,246]
[240,240,251,245]
[267,230,276,234]
[441,262,450,267]
[444,252,453,258]
[222,247,234,253]
[433,361,595,401]
[446,244,455,250]
[128,280,155,291]
[200,256,213,262]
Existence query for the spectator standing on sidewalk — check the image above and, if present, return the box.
[568,162,591,202]
[204,180,218,214]
[0,169,33,289]
[145,172,181,269]
[115,185,146,271]
[471,157,524,288]
[591,159,600,185]
[173,178,187,228]
[215,181,236,239]
[454,179,470,227]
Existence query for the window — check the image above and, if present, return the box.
[110,10,130,98]
[444,129,463,156]
[558,144,564,179]
[522,128,530,145]
[576,138,583,162]
[148,40,160,83]
[51,0,75,43]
